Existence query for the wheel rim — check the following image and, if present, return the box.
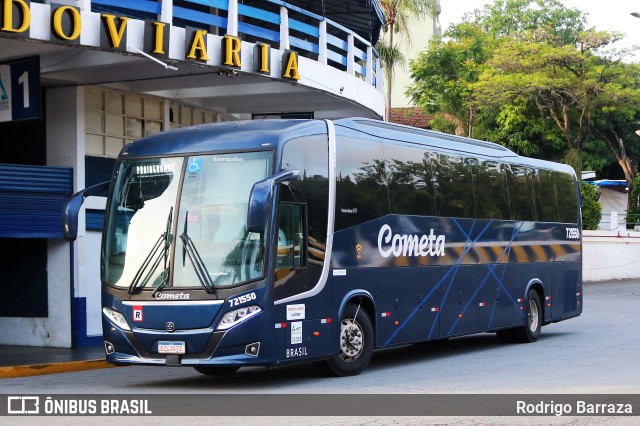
[339,318,363,362]
[527,299,539,332]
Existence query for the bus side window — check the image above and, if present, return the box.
[276,202,305,270]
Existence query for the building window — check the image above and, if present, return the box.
[169,102,219,128]
[85,88,164,157]
[85,88,223,157]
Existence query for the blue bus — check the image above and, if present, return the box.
[63,118,582,376]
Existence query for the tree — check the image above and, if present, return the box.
[581,183,602,230]
[408,22,494,137]
[471,0,586,45]
[627,175,640,229]
[471,31,635,178]
[590,59,640,195]
[407,0,640,184]
[408,0,587,143]
[377,0,437,121]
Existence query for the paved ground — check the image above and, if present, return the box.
[0,279,638,425]
[0,344,108,378]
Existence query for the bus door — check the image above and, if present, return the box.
[272,189,333,363]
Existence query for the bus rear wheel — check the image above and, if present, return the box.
[319,303,373,377]
[496,289,542,343]
[193,366,239,376]
[513,289,542,343]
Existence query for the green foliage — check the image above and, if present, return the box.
[481,98,565,158]
[407,0,640,186]
[376,41,405,90]
[627,176,640,229]
[563,149,582,181]
[407,23,494,135]
[580,183,602,230]
[472,0,586,45]
[581,138,612,174]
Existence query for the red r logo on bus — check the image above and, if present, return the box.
[133,306,143,322]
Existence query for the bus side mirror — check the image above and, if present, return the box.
[62,181,111,241]
[247,170,300,234]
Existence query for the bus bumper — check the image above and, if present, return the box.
[102,309,276,367]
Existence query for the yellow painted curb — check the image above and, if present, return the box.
[0,359,115,379]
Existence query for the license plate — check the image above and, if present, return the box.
[158,341,186,354]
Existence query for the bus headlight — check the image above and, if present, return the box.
[103,307,131,331]
[217,305,262,331]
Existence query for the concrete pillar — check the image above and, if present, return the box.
[280,6,289,50]
[347,34,354,75]
[160,0,173,23]
[318,20,327,64]
[366,46,373,84]
[0,86,85,347]
[227,0,238,37]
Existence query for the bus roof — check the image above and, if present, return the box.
[336,117,514,157]
[335,118,576,176]
[118,118,576,177]
[119,119,319,158]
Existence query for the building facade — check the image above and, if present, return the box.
[389,0,440,108]
[388,0,440,128]
[0,0,385,347]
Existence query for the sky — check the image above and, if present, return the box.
[438,0,640,58]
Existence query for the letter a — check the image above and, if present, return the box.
[188,29,209,61]
[282,51,300,81]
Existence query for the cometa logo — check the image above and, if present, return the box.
[377,224,446,258]
[154,292,190,300]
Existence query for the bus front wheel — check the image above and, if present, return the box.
[320,303,374,377]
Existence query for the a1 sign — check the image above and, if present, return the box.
[0,56,41,123]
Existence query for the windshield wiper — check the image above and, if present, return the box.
[128,207,173,294]
[150,269,170,298]
[180,210,216,294]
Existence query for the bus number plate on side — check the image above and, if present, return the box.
[158,341,186,354]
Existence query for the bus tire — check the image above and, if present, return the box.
[513,289,542,343]
[320,303,374,377]
[193,366,239,376]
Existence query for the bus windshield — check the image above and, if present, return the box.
[102,151,273,290]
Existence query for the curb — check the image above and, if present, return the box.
[0,359,115,379]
